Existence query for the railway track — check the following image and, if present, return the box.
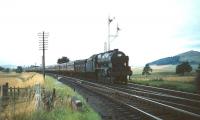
[57,75,200,120]
[127,83,200,101]
[106,84,200,115]
[59,76,161,120]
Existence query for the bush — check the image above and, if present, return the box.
[3,68,10,73]
[142,64,152,75]
[195,73,200,93]
[0,66,4,71]
[16,66,23,73]
[176,62,192,75]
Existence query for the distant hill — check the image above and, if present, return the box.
[0,64,16,69]
[149,50,200,65]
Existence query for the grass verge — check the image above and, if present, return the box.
[130,78,197,93]
[15,75,101,120]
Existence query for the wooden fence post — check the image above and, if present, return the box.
[14,87,15,100]
[18,87,20,96]
[10,87,13,96]
[53,88,56,99]
[0,85,2,96]
[2,83,8,97]
[13,86,16,119]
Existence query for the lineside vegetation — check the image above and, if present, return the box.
[130,65,199,93]
[0,72,101,120]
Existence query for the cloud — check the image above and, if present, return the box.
[0,0,200,66]
[186,43,200,50]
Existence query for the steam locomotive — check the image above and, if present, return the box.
[28,49,132,84]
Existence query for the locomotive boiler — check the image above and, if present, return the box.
[96,49,131,84]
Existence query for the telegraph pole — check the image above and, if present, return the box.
[38,31,49,80]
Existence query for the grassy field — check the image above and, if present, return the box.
[130,65,198,93]
[0,72,101,120]
[23,75,101,120]
[0,72,44,87]
[0,72,43,119]
[19,75,101,120]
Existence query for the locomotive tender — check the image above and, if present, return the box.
[30,49,132,84]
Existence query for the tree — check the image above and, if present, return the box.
[195,64,200,93]
[0,66,4,71]
[196,64,200,73]
[142,64,152,75]
[57,58,62,64]
[176,62,192,75]
[57,56,69,64]
[16,66,23,73]
[195,73,200,93]
[3,68,10,73]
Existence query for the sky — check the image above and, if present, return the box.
[0,0,200,67]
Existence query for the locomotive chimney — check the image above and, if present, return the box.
[114,49,118,51]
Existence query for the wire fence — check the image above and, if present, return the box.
[0,83,57,120]
[0,83,36,120]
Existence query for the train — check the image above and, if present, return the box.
[27,49,132,84]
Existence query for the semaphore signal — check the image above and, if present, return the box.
[106,16,121,51]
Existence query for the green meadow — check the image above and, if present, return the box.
[130,65,199,93]
[15,75,101,120]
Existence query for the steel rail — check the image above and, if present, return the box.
[108,85,200,109]
[128,83,200,101]
[62,77,162,120]
[64,76,200,119]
